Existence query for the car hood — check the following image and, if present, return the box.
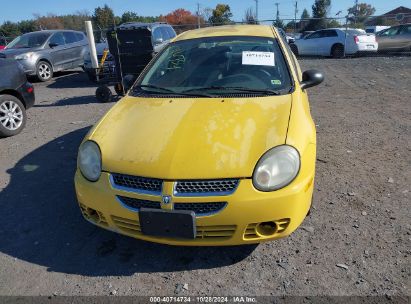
[89,95,292,179]
[0,47,40,58]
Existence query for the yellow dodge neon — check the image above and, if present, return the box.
[74,25,324,246]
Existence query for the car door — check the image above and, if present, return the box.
[48,32,66,70]
[377,26,401,51]
[320,30,339,56]
[62,31,81,68]
[397,25,411,51]
[299,30,324,55]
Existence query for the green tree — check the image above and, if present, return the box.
[18,20,37,33]
[305,0,331,30]
[209,4,233,25]
[347,3,375,24]
[0,21,21,38]
[244,7,257,24]
[301,8,310,20]
[121,11,139,23]
[93,4,115,29]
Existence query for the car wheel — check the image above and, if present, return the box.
[0,95,27,137]
[331,44,344,59]
[290,44,299,56]
[36,61,53,82]
[96,85,112,103]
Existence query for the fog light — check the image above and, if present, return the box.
[256,221,278,237]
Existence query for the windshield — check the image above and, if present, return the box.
[6,32,50,49]
[135,36,292,96]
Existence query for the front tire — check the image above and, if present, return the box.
[0,95,27,137]
[36,61,53,82]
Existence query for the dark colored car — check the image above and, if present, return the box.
[0,59,35,137]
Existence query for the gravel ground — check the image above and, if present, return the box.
[0,57,410,297]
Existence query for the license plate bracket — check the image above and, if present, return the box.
[139,208,196,239]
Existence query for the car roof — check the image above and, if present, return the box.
[119,22,169,30]
[174,25,277,42]
[21,30,81,35]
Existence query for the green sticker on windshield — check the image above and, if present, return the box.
[271,79,282,85]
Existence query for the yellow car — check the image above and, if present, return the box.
[75,25,324,246]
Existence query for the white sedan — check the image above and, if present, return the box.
[290,28,378,58]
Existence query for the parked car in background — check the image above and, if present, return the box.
[299,31,315,39]
[75,25,324,246]
[290,28,378,58]
[376,24,411,52]
[278,28,295,44]
[83,41,114,82]
[0,30,88,81]
[365,26,390,34]
[0,58,35,137]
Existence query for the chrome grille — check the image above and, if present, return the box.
[175,179,239,196]
[174,202,227,215]
[117,196,161,210]
[111,173,162,194]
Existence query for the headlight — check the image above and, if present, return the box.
[15,52,34,60]
[253,145,300,191]
[78,141,102,182]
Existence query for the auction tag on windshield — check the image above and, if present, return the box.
[242,51,275,66]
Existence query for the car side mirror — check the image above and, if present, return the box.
[300,69,324,90]
[49,43,59,48]
[154,38,163,45]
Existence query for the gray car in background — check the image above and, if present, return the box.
[376,24,411,52]
[0,30,88,81]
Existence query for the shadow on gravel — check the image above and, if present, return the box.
[0,128,256,276]
[34,95,101,107]
[46,71,97,89]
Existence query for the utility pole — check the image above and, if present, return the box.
[275,2,279,26]
[254,0,259,23]
[197,3,201,29]
[354,0,358,24]
[294,1,298,34]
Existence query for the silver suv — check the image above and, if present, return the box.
[0,30,88,81]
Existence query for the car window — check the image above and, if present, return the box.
[160,27,171,41]
[324,30,338,37]
[277,29,300,81]
[378,27,400,36]
[63,32,77,44]
[152,28,162,43]
[166,27,176,39]
[6,32,50,49]
[306,31,323,39]
[49,32,65,46]
[75,32,85,42]
[137,36,293,95]
[399,25,411,34]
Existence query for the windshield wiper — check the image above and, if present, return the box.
[133,84,213,97]
[182,86,283,95]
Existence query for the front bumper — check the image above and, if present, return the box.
[75,145,315,246]
[16,59,37,75]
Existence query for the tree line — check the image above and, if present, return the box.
[0,1,396,41]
